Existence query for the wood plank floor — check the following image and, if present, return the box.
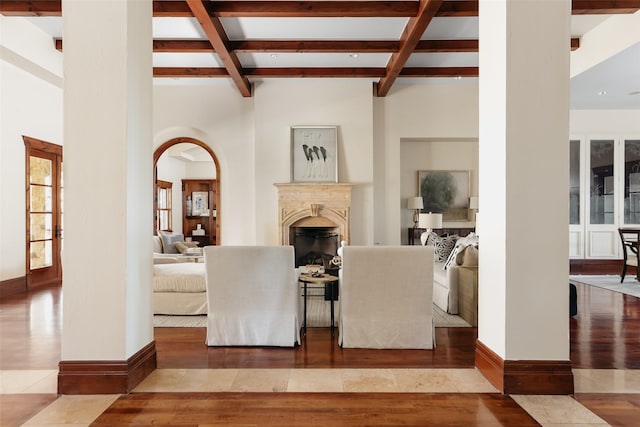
[92,392,540,426]
[1,280,639,426]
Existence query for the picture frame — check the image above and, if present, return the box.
[418,170,470,222]
[291,126,338,182]
[191,191,208,216]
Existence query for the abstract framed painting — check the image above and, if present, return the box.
[418,170,470,222]
[291,126,338,182]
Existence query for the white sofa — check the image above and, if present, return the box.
[338,245,435,349]
[422,232,478,315]
[152,235,207,315]
[153,234,202,264]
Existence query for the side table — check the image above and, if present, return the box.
[298,273,339,336]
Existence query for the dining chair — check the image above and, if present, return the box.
[618,228,640,282]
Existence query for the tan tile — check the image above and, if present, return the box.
[511,395,607,425]
[230,369,290,392]
[23,394,119,426]
[446,368,499,393]
[0,370,58,394]
[23,371,59,394]
[175,369,238,392]
[287,369,343,392]
[134,369,186,392]
[341,369,399,392]
[573,369,640,393]
[392,368,458,392]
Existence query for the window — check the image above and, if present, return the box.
[156,179,172,232]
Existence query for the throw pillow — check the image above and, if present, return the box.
[458,245,478,267]
[159,231,184,254]
[432,234,458,262]
[175,241,200,254]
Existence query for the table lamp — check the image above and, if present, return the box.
[407,196,424,228]
[418,212,443,234]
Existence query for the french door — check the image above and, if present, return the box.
[24,136,63,288]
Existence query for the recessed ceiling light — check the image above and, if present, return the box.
[597,90,607,96]
[349,53,359,59]
[455,76,462,80]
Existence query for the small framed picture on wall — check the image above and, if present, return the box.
[291,126,338,183]
[191,191,208,216]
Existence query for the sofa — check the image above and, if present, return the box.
[421,231,478,315]
[152,234,207,315]
[153,233,202,264]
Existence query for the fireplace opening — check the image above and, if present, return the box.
[291,227,339,268]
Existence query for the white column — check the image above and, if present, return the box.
[62,0,153,361]
[478,0,570,361]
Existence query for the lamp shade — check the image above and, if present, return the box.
[469,196,479,210]
[418,212,442,229]
[407,196,423,210]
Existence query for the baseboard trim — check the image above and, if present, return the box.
[58,341,157,394]
[569,258,620,275]
[475,340,574,395]
[0,276,27,299]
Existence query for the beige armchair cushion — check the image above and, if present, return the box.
[203,246,301,347]
[339,245,435,349]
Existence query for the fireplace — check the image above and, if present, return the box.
[291,226,339,268]
[274,183,353,261]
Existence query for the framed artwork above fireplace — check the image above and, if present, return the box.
[291,125,338,183]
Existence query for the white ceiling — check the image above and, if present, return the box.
[22,11,640,109]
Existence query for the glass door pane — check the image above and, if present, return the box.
[589,140,615,224]
[569,140,580,225]
[29,155,54,269]
[624,139,640,224]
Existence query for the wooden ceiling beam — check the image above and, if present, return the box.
[376,0,443,97]
[185,0,252,97]
[154,67,229,77]
[153,66,480,78]
[3,0,638,18]
[229,40,399,53]
[571,0,640,14]
[56,37,580,53]
[400,66,479,77]
[0,0,61,16]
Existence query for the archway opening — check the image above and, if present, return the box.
[153,137,221,245]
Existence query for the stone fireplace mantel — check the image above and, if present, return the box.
[274,183,353,246]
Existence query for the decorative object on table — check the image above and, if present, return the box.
[191,191,208,215]
[418,170,470,222]
[290,125,338,182]
[300,264,325,274]
[407,196,424,228]
[192,224,205,236]
[468,196,479,221]
[186,195,192,216]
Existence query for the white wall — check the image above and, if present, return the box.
[0,18,63,282]
[253,79,375,245]
[379,82,480,245]
[153,84,255,245]
[570,110,640,134]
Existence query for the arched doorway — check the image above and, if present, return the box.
[153,137,221,245]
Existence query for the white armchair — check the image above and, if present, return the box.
[203,246,301,347]
[338,245,435,349]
